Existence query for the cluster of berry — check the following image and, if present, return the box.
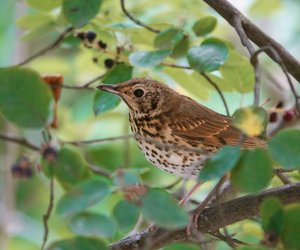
[11,156,33,178]
[75,31,115,69]
[269,101,297,123]
[11,147,57,179]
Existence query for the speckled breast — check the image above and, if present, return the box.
[129,113,205,179]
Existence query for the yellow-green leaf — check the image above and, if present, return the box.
[232,106,268,137]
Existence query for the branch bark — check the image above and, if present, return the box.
[202,0,300,83]
[109,182,300,250]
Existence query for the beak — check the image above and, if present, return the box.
[97,84,120,94]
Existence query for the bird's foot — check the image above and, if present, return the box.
[186,212,200,236]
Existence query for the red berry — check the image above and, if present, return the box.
[283,110,294,122]
[269,112,278,123]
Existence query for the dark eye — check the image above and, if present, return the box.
[133,89,144,98]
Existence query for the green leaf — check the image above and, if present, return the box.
[69,212,117,238]
[93,92,121,116]
[17,13,53,29]
[281,204,300,249]
[164,243,199,250]
[113,200,140,232]
[52,147,89,189]
[260,197,283,233]
[129,50,171,68]
[199,146,241,181]
[93,64,133,115]
[56,178,110,216]
[0,67,52,128]
[192,16,217,36]
[250,0,282,16]
[141,188,189,229]
[102,64,133,85]
[63,0,103,28]
[220,50,255,93]
[46,236,108,250]
[268,129,300,170]
[27,0,62,11]
[187,39,228,73]
[231,149,273,193]
[237,247,269,250]
[232,106,269,137]
[164,68,211,100]
[171,36,190,58]
[154,28,184,50]
[112,169,140,187]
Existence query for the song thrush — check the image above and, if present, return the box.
[97,78,266,179]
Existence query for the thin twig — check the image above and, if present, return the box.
[275,172,292,185]
[0,133,40,151]
[232,16,261,107]
[252,46,300,114]
[120,0,160,33]
[41,177,54,250]
[88,164,111,178]
[161,63,230,116]
[63,134,134,146]
[82,73,107,87]
[59,84,94,90]
[16,27,74,66]
[201,73,230,116]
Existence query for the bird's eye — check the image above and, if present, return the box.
[133,89,144,98]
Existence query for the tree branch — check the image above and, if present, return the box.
[109,182,300,250]
[16,27,74,66]
[0,133,40,151]
[202,0,300,83]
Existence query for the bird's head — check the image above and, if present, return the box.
[97,77,175,117]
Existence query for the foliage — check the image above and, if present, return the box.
[0,0,299,250]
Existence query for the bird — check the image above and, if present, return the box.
[97,77,267,180]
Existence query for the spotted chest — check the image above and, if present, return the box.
[129,114,205,178]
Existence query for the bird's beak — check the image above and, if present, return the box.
[97,84,120,95]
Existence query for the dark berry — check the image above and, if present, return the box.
[76,32,86,40]
[11,162,34,179]
[11,164,22,178]
[18,156,31,169]
[104,58,115,68]
[276,101,284,108]
[92,57,98,63]
[42,147,57,162]
[24,168,33,178]
[97,40,107,49]
[85,31,97,43]
[283,110,294,122]
[269,112,278,123]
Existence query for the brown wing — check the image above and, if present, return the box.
[170,96,266,150]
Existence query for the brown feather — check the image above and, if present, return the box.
[170,96,267,150]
